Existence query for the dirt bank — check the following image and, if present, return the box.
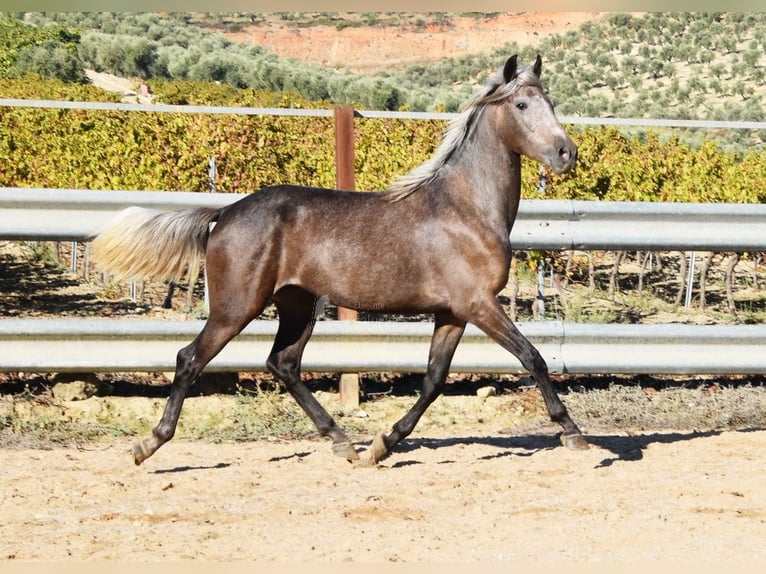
[221,13,601,73]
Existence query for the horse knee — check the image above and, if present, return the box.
[521,348,548,379]
[175,342,197,370]
[266,352,299,383]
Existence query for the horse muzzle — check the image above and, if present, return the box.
[548,140,578,174]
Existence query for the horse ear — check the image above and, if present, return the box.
[503,55,518,83]
[533,54,543,78]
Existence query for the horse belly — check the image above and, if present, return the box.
[286,239,446,313]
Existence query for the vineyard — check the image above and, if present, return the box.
[2,77,766,202]
[3,11,766,198]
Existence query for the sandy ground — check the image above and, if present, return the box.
[2,428,764,562]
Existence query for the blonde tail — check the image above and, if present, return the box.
[90,206,219,282]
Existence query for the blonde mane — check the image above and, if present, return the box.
[384,61,543,202]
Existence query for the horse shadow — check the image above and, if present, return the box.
[363,427,765,469]
[152,461,231,474]
[147,427,764,474]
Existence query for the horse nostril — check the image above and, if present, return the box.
[559,145,577,164]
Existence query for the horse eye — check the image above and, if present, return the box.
[516,102,527,111]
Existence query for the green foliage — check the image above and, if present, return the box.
[78,32,165,79]
[0,107,330,192]
[0,73,120,101]
[355,117,442,191]
[0,15,87,83]
[16,12,428,111]
[148,78,331,109]
[6,10,766,204]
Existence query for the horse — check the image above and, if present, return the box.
[91,54,587,466]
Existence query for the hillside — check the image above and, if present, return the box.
[212,12,601,74]
[83,12,600,99]
[186,11,766,129]
[6,12,766,147]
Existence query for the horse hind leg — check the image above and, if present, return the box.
[266,286,359,461]
[130,219,289,465]
[132,312,254,465]
[133,263,272,465]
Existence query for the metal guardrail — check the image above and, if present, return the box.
[3,187,766,251]
[5,98,766,131]
[514,200,766,251]
[0,188,231,241]
[2,318,765,375]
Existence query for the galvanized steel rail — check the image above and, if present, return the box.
[3,187,766,251]
[4,98,766,131]
[2,318,765,375]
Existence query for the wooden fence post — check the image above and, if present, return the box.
[334,106,361,407]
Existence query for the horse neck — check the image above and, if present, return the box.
[434,109,522,237]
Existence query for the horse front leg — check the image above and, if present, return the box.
[366,313,466,464]
[467,298,588,450]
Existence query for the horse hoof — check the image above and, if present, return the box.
[132,439,152,465]
[332,441,360,461]
[561,432,589,451]
[367,432,390,465]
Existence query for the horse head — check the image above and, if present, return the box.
[493,54,577,174]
